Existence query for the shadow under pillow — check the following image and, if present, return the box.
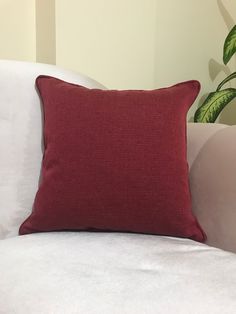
[19,76,206,242]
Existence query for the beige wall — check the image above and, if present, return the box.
[0,0,36,61]
[36,0,56,64]
[0,0,56,65]
[55,0,157,90]
[1,0,236,123]
[154,0,236,122]
[55,0,236,123]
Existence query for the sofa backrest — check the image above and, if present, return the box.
[0,60,235,253]
[0,60,105,238]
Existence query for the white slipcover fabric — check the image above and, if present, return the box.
[188,123,236,253]
[1,60,236,313]
[0,232,236,314]
[1,60,236,253]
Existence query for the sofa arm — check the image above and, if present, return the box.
[187,123,236,253]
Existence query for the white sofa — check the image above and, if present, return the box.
[0,60,236,314]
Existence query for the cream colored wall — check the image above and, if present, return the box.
[36,0,56,64]
[154,0,236,123]
[1,0,236,123]
[55,0,236,123]
[0,0,36,61]
[55,0,157,89]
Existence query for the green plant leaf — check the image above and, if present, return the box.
[194,88,236,123]
[217,72,236,91]
[223,25,236,65]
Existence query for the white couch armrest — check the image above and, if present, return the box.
[187,123,236,253]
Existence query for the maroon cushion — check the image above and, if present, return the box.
[19,76,205,242]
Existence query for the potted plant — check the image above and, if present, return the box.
[194,25,236,123]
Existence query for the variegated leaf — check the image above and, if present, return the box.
[217,72,236,91]
[194,88,236,123]
[223,25,236,65]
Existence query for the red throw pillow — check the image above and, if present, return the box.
[19,76,206,242]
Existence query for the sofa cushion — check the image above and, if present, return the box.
[0,232,236,313]
[19,76,205,241]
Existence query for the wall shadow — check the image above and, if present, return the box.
[208,58,231,81]
[217,0,235,31]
